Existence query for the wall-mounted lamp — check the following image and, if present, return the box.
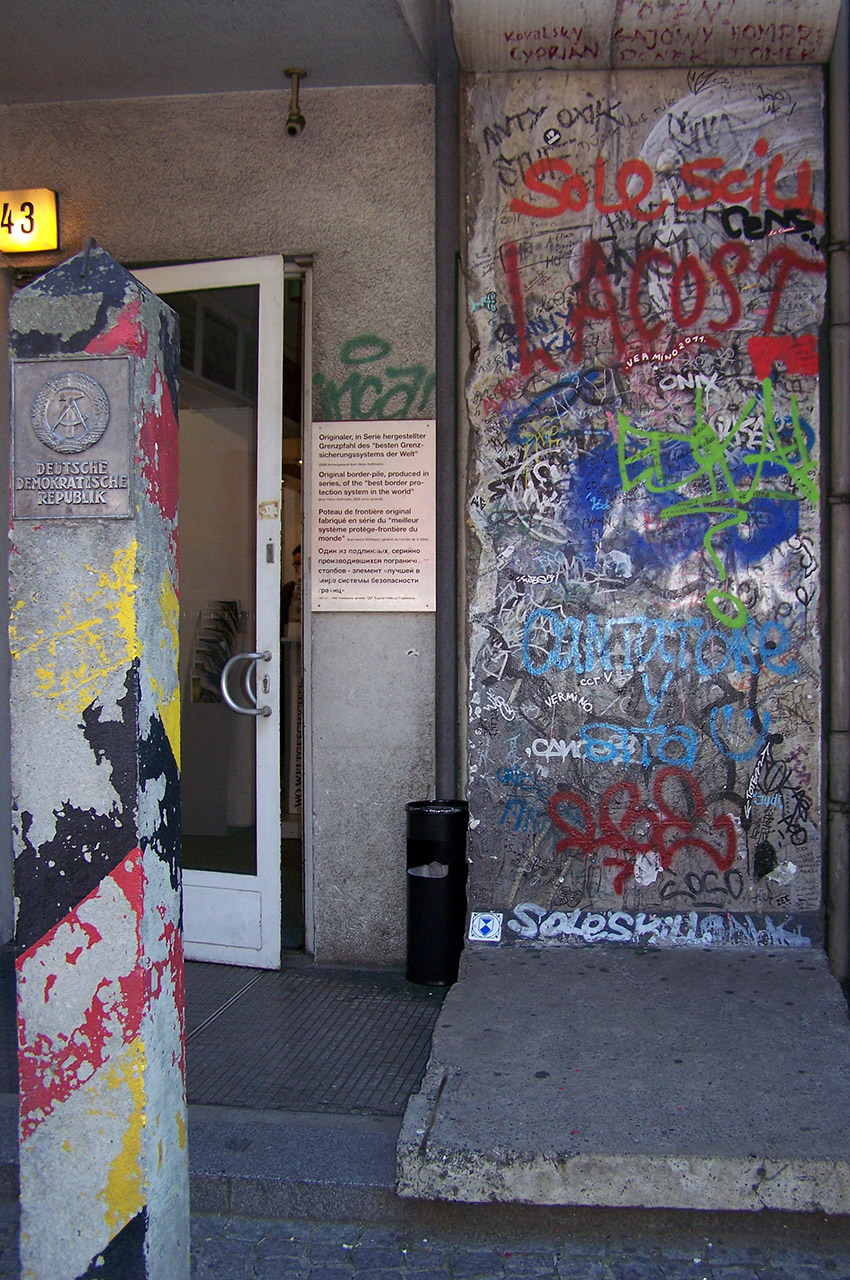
[0,189,58,252]
[284,68,306,137]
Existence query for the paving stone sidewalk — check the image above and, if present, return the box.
[187,1216,850,1280]
[4,1201,850,1279]
[191,1215,850,1279]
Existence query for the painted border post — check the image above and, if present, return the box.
[8,247,187,1280]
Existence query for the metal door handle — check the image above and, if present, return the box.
[220,650,272,716]
[241,662,258,707]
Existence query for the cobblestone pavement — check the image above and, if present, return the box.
[3,1199,850,1279]
[187,1217,850,1280]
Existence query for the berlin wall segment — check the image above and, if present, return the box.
[464,68,824,950]
[8,248,187,1280]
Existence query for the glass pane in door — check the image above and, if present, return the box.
[163,285,260,875]
[280,274,304,946]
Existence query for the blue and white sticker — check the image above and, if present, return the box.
[469,911,502,943]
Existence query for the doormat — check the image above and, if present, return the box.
[185,961,446,1116]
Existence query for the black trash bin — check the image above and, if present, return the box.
[406,800,468,986]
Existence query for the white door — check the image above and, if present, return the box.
[135,257,284,968]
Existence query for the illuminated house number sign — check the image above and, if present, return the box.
[0,189,58,252]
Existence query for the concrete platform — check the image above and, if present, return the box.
[397,944,850,1213]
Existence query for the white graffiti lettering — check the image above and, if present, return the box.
[502,903,812,948]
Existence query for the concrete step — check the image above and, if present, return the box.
[2,1099,556,1230]
[9,1098,790,1238]
[188,1106,403,1222]
[1,1099,409,1224]
[6,944,850,1223]
[398,944,850,1213]
[5,1084,850,1248]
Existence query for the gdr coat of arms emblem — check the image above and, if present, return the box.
[30,370,110,454]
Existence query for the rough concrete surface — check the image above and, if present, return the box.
[397,945,850,1212]
[9,251,188,1278]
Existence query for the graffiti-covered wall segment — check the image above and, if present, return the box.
[465,69,824,944]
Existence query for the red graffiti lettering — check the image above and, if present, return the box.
[511,147,822,225]
[594,156,668,222]
[765,153,815,215]
[509,154,668,222]
[509,157,589,219]
[570,236,823,362]
[503,241,559,375]
[678,157,724,211]
[748,333,819,381]
[548,766,736,895]
[570,239,627,363]
[757,245,826,336]
[629,247,669,343]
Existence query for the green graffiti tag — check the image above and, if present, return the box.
[314,334,435,421]
[617,379,818,629]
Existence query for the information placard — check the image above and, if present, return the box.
[311,420,436,611]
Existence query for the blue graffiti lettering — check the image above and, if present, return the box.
[710,705,772,762]
[522,609,799,680]
[640,670,673,726]
[580,722,699,769]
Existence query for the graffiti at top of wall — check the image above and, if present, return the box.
[464,67,824,934]
[314,334,435,421]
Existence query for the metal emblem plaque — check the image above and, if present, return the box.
[12,356,132,519]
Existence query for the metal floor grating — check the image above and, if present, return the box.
[185,960,445,1116]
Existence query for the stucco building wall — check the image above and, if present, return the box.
[0,85,437,963]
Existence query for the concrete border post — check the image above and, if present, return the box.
[0,267,12,946]
[8,246,187,1280]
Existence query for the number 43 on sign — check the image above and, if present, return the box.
[0,189,58,252]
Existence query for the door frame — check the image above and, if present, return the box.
[300,265,315,955]
[135,255,290,968]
